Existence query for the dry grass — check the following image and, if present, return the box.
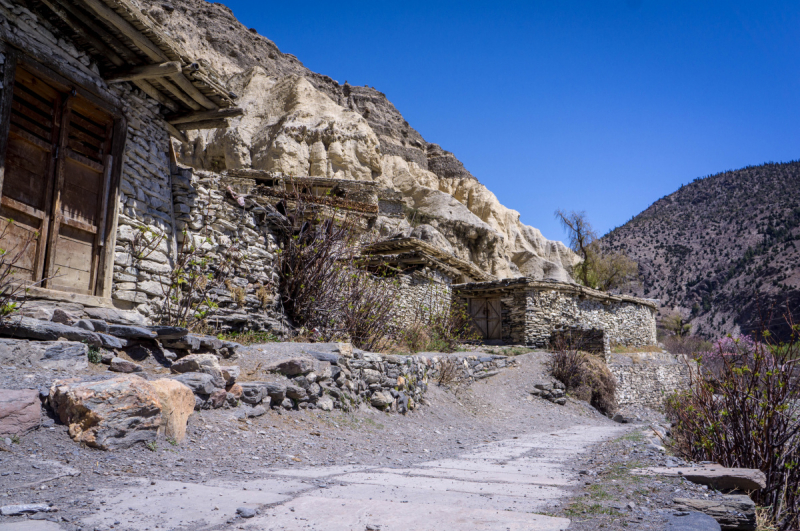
[611,343,663,354]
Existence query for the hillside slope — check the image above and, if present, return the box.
[603,161,800,340]
[136,0,578,280]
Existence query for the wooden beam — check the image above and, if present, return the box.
[106,61,181,83]
[168,72,218,110]
[167,107,243,125]
[37,0,125,67]
[165,123,188,143]
[131,80,179,112]
[175,119,228,131]
[79,0,169,62]
[157,77,203,111]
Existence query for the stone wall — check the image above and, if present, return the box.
[523,288,657,351]
[110,88,177,317]
[608,352,694,408]
[170,167,283,333]
[388,270,453,330]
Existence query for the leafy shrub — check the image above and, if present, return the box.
[666,328,800,530]
[547,339,617,415]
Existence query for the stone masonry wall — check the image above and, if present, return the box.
[608,352,695,408]
[388,270,453,330]
[524,289,657,350]
[171,167,283,333]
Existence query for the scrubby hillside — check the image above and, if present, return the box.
[136,0,578,280]
[603,161,800,340]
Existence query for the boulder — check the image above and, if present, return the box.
[109,357,143,373]
[48,375,162,449]
[285,384,307,401]
[150,379,194,443]
[308,350,339,365]
[0,503,56,516]
[227,383,243,399]
[0,389,40,436]
[0,316,101,346]
[317,396,334,411]
[642,465,766,491]
[163,335,201,351]
[220,365,240,385]
[267,358,317,376]
[264,382,286,403]
[370,391,393,408]
[673,495,756,531]
[97,333,126,350]
[362,369,382,385]
[208,389,227,409]
[238,382,264,405]
[170,354,225,388]
[171,373,219,395]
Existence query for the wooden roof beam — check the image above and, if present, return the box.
[106,61,181,83]
[174,118,227,130]
[168,72,218,110]
[131,80,179,112]
[167,107,244,125]
[79,0,169,62]
[37,0,125,67]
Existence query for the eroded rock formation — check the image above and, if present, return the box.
[145,0,578,279]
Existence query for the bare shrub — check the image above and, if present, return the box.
[661,334,712,355]
[275,190,397,351]
[0,221,51,321]
[436,357,461,387]
[155,231,237,331]
[665,322,800,530]
[547,337,617,415]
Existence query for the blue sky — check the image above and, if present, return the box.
[221,0,800,241]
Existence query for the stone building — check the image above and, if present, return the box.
[453,278,658,353]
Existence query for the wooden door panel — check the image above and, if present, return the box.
[0,206,40,281]
[486,298,502,339]
[4,136,50,211]
[61,159,101,227]
[50,224,93,294]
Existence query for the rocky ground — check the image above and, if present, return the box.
[0,347,754,530]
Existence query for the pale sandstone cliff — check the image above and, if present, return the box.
[145,0,578,279]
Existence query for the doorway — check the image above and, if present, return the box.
[468,297,502,340]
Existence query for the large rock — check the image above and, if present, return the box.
[84,307,147,326]
[109,357,143,373]
[370,391,393,409]
[267,358,317,376]
[107,325,157,340]
[673,495,756,531]
[150,379,194,442]
[0,338,88,370]
[49,375,162,449]
[0,389,40,436]
[640,465,767,491]
[170,354,225,388]
[238,382,265,405]
[0,316,101,346]
[171,373,219,395]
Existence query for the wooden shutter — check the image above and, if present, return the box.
[44,97,115,295]
[0,65,61,281]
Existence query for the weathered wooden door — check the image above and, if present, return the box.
[468,297,502,340]
[0,63,116,295]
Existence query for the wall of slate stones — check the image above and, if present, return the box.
[607,352,694,408]
[170,167,283,333]
[387,270,453,330]
[521,289,657,350]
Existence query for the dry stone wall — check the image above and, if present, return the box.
[387,270,453,330]
[524,289,657,350]
[608,352,694,408]
[170,167,283,333]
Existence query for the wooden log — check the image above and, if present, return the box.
[79,0,169,62]
[131,80,179,113]
[168,73,218,110]
[174,119,228,131]
[167,107,243,125]
[106,61,182,83]
[165,123,188,143]
[156,77,202,111]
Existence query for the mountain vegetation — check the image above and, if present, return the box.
[602,161,800,341]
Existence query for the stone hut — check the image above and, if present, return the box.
[453,278,658,354]
[0,0,296,331]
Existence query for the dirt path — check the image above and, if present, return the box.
[0,351,638,531]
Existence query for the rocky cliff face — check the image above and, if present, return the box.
[144,0,577,279]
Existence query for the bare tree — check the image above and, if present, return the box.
[555,209,597,286]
